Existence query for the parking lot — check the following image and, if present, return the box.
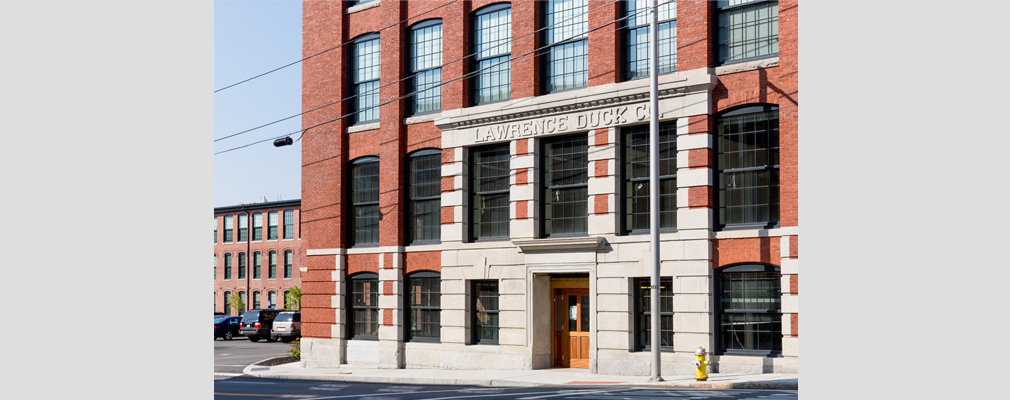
[214,337,293,376]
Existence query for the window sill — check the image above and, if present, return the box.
[348,122,379,133]
[512,236,604,252]
[716,350,783,358]
[715,56,779,76]
[405,112,441,125]
[346,0,380,14]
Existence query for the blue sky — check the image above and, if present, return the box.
[214,0,303,207]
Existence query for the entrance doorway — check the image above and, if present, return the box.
[551,277,589,368]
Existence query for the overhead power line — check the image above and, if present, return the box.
[215,0,673,156]
[213,0,460,94]
[215,0,621,143]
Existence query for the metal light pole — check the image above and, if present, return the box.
[648,0,663,382]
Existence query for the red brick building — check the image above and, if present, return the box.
[300,0,797,375]
[214,199,304,315]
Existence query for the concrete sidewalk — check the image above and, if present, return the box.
[242,362,798,390]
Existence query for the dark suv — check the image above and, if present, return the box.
[238,309,283,342]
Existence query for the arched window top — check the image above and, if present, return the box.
[718,104,778,118]
[351,156,379,165]
[718,263,780,273]
[409,148,441,158]
[409,18,442,30]
[407,270,440,278]
[350,272,378,280]
[351,32,380,43]
[474,2,511,15]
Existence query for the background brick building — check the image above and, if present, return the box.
[214,199,304,314]
[299,0,797,375]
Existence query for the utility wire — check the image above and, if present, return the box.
[215,0,673,156]
[213,0,460,94]
[215,0,621,143]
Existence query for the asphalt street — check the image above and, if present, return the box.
[214,336,293,376]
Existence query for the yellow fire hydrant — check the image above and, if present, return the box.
[692,346,708,381]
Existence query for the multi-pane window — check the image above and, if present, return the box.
[268,291,276,309]
[716,105,779,228]
[351,34,381,124]
[237,252,246,280]
[408,149,442,243]
[408,20,442,114]
[351,157,380,246]
[717,0,778,64]
[543,135,589,236]
[625,0,676,79]
[635,277,674,350]
[717,264,782,355]
[543,0,588,93]
[214,217,218,243]
[472,281,499,344]
[283,290,289,309]
[253,212,263,241]
[348,0,375,6]
[349,273,379,339]
[224,215,233,242]
[623,123,677,232]
[214,254,217,280]
[268,211,278,240]
[269,251,277,279]
[253,291,261,310]
[283,209,294,239]
[224,291,232,315]
[284,250,293,279]
[470,144,510,240]
[238,214,248,242]
[472,4,511,105]
[224,253,232,280]
[407,271,441,341]
[253,252,261,280]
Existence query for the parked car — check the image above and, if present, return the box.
[214,316,241,340]
[271,311,301,343]
[238,309,283,342]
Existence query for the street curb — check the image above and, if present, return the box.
[652,381,798,390]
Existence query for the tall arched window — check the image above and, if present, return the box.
[408,20,442,115]
[716,104,779,229]
[472,3,511,105]
[348,273,379,339]
[252,212,263,241]
[284,250,293,279]
[237,252,246,280]
[716,263,782,355]
[224,291,232,315]
[406,271,441,341]
[253,291,261,310]
[253,252,261,280]
[351,33,381,124]
[351,157,380,246]
[224,253,232,280]
[408,149,442,243]
[268,251,277,279]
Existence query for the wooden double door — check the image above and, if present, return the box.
[552,287,589,368]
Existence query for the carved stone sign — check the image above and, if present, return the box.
[473,104,651,143]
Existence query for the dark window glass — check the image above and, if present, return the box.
[407,272,441,340]
[623,123,677,232]
[253,252,261,280]
[351,35,381,124]
[282,290,289,309]
[351,157,380,245]
[717,0,779,64]
[348,0,376,6]
[214,254,217,280]
[472,281,499,344]
[624,0,676,79]
[268,211,278,240]
[636,277,674,350]
[542,135,588,236]
[284,250,293,279]
[269,251,277,279]
[238,214,248,242]
[214,217,218,243]
[543,0,588,93]
[224,291,232,315]
[718,264,782,354]
[470,144,510,240]
[472,4,511,105]
[409,21,442,114]
[408,150,442,243]
[224,253,232,280]
[268,291,276,309]
[716,105,779,228]
[224,215,233,242]
[237,252,246,280]
[283,209,294,239]
[349,273,379,339]
[253,291,261,309]
[252,212,262,241]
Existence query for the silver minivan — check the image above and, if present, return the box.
[271,311,301,343]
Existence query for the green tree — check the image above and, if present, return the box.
[285,286,301,311]
[229,292,245,316]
